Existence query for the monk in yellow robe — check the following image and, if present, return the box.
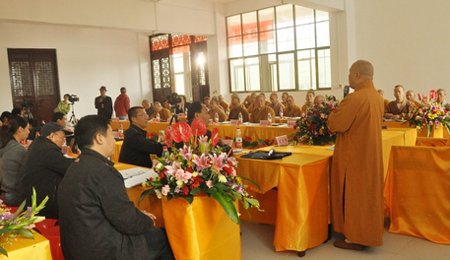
[385,85,413,120]
[281,92,289,107]
[283,96,302,117]
[269,93,285,116]
[250,95,275,123]
[301,90,315,114]
[437,88,448,107]
[377,89,390,112]
[406,90,421,108]
[218,95,229,111]
[149,101,172,120]
[244,93,256,109]
[208,96,227,122]
[314,95,325,106]
[328,60,384,249]
[228,96,249,122]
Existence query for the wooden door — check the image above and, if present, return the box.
[8,49,60,122]
[151,46,173,104]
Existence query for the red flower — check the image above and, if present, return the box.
[165,127,172,147]
[246,185,251,192]
[293,136,298,141]
[182,186,189,195]
[160,172,166,179]
[244,136,252,142]
[172,122,192,143]
[149,177,153,182]
[224,164,234,175]
[186,167,193,173]
[190,182,200,189]
[191,119,207,136]
[212,128,219,147]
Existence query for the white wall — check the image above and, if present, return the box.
[0,22,152,117]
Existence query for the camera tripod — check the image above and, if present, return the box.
[68,101,77,126]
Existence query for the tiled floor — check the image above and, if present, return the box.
[241,221,450,260]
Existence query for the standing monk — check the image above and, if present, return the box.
[328,60,384,250]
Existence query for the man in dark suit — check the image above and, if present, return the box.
[94,86,113,119]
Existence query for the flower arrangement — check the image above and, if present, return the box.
[405,93,450,136]
[0,188,48,256]
[141,120,261,224]
[296,101,338,145]
[146,132,158,141]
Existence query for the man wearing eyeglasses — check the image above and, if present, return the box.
[19,122,74,218]
[119,106,164,168]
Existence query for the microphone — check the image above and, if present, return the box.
[267,148,275,157]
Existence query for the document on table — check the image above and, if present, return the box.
[119,167,158,188]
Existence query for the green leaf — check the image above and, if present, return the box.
[190,187,202,195]
[427,124,432,137]
[210,191,239,224]
[236,175,262,191]
[0,246,7,256]
[13,200,27,219]
[186,194,194,204]
[18,228,34,239]
[139,189,155,203]
[245,198,260,208]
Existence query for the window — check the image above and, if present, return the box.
[227,4,331,92]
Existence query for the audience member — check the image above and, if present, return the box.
[314,95,326,106]
[283,96,302,117]
[0,111,11,127]
[328,60,384,250]
[19,122,74,218]
[385,85,412,120]
[377,89,390,111]
[406,90,421,107]
[11,108,21,117]
[269,93,284,116]
[27,118,42,141]
[149,101,172,121]
[228,96,250,122]
[218,95,229,111]
[246,93,257,113]
[163,99,171,111]
[95,86,113,120]
[175,95,191,114]
[243,93,256,109]
[229,94,239,110]
[21,105,34,121]
[58,115,174,260]
[142,99,155,117]
[187,102,211,132]
[281,92,289,107]
[259,93,272,106]
[52,112,67,128]
[119,106,164,168]
[203,96,211,109]
[250,95,275,123]
[114,87,130,120]
[57,94,71,114]
[437,88,448,106]
[0,116,29,206]
[301,90,315,114]
[208,97,227,122]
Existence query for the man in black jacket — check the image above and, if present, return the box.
[58,115,173,259]
[19,122,74,218]
[119,106,164,168]
[94,86,113,119]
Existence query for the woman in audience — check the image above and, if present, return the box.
[0,116,29,206]
[57,93,71,114]
[0,111,11,127]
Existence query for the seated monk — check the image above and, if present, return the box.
[314,95,325,106]
[218,95,229,111]
[301,90,315,114]
[246,93,257,113]
[250,95,275,123]
[259,93,272,106]
[203,96,211,109]
[269,93,285,116]
[228,93,239,110]
[228,96,249,122]
[208,96,227,122]
[406,90,421,108]
[385,85,413,120]
[281,92,289,107]
[283,96,302,117]
[437,88,448,107]
[378,89,390,112]
[149,101,172,120]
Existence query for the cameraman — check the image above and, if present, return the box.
[57,94,71,114]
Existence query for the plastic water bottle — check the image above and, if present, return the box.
[267,113,272,126]
[118,123,124,138]
[235,128,243,151]
[162,146,169,157]
[185,108,188,116]
[214,112,219,124]
[279,108,284,119]
[158,130,166,143]
[238,112,243,125]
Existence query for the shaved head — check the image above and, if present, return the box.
[352,60,374,79]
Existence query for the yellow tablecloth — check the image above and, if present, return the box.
[115,163,241,260]
[384,146,450,244]
[0,232,52,260]
[208,123,296,141]
[383,121,449,138]
[111,121,169,134]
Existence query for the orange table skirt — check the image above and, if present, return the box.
[116,163,241,260]
[0,231,52,260]
[383,121,449,138]
[384,146,450,244]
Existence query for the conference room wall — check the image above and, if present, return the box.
[0,22,152,118]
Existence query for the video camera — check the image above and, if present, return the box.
[167,93,181,105]
[68,94,80,103]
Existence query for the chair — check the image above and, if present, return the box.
[34,219,64,260]
[415,137,449,146]
[384,145,450,244]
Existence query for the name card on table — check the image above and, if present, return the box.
[230,120,239,126]
[287,120,297,128]
[259,120,270,127]
[275,135,289,146]
[112,118,120,122]
[222,139,234,147]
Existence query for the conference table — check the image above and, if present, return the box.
[117,163,241,260]
[0,231,52,260]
